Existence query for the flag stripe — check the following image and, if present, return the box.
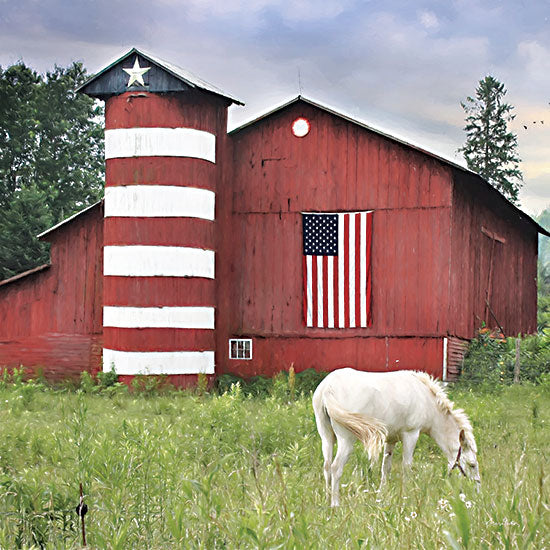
[317,256,323,327]
[360,212,367,327]
[338,214,345,328]
[305,255,313,327]
[348,214,355,327]
[322,255,329,328]
[366,212,373,326]
[327,256,335,328]
[312,257,316,326]
[355,213,361,327]
[343,214,350,327]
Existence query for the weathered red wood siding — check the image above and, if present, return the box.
[103,91,228,386]
[0,205,104,380]
[449,172,538,339]
[218,101,455,377]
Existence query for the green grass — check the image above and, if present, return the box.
[0,379,548,549]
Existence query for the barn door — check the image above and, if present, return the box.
[480,226,506,333]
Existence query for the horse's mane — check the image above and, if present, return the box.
[412,371,477,451]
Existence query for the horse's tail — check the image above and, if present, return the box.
[323,391,387,461]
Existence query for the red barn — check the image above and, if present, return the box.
[1,48,547,384]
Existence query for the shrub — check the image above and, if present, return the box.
[214,368,328,398]
[97,367,119,388]
[460,330,550,387]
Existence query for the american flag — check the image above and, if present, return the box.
[302,211,372,328]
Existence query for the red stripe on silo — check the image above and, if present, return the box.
[103,327,215,352]
[104,218,215,248]
[103,277,216,308]
[106,158,217,190]
[105,92,221,133]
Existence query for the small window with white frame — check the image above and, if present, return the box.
[229,338,252,360]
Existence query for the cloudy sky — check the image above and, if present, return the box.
[1,0,549,215]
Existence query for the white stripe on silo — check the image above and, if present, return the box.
[103,306,215,329]
[104,246,215,278]
[105,127,216,163]
[103,349,215,374]
[104,185,215,220]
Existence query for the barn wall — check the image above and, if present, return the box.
[218,102,455,377]
[0,205,104,380]
[449,172,538,339]
[226,336,444,378]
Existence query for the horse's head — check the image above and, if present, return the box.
[453,429,481,487]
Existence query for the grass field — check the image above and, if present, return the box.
[0,376,548,549]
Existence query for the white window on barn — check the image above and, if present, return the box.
[229,339,252,360]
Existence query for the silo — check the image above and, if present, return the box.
[79,48,241,384]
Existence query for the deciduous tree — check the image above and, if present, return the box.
[0,61,104,280]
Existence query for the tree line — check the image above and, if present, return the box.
[0,62,104,280]
[0,62,533,281]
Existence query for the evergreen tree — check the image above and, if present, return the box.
[459,76,522,204]
[0,61,104,280]
[0,184,52,279]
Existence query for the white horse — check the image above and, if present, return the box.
[312,368,480,506]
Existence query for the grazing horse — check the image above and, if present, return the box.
[312,368,480,506]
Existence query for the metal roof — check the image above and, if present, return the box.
[231,95,550,237]
[0,263,50,288]
[77,47,244,105]
[37,200,102,239]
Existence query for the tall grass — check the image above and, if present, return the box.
[0,376,548,548]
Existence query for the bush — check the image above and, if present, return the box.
[460,330,550,387]
[214,368,328,398]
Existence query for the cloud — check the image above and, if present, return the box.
[517,40,550,84]
[158,0,356,24]
[1,0,550,213]
[418,10,439,30]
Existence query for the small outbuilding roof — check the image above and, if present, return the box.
[78,47,244,105]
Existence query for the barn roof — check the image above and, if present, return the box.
[0,263,50,289]
[230,96,550,237]
[78,47,243,105]
[37,200,102,240]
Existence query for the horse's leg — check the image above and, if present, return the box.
[313,395,336,502]
[316,418,335,500]
[330,429,355,507]
[401,429,420,471]
[379,442,396,489]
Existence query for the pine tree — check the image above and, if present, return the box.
[459,76,522,204]
[0,184,52,279]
